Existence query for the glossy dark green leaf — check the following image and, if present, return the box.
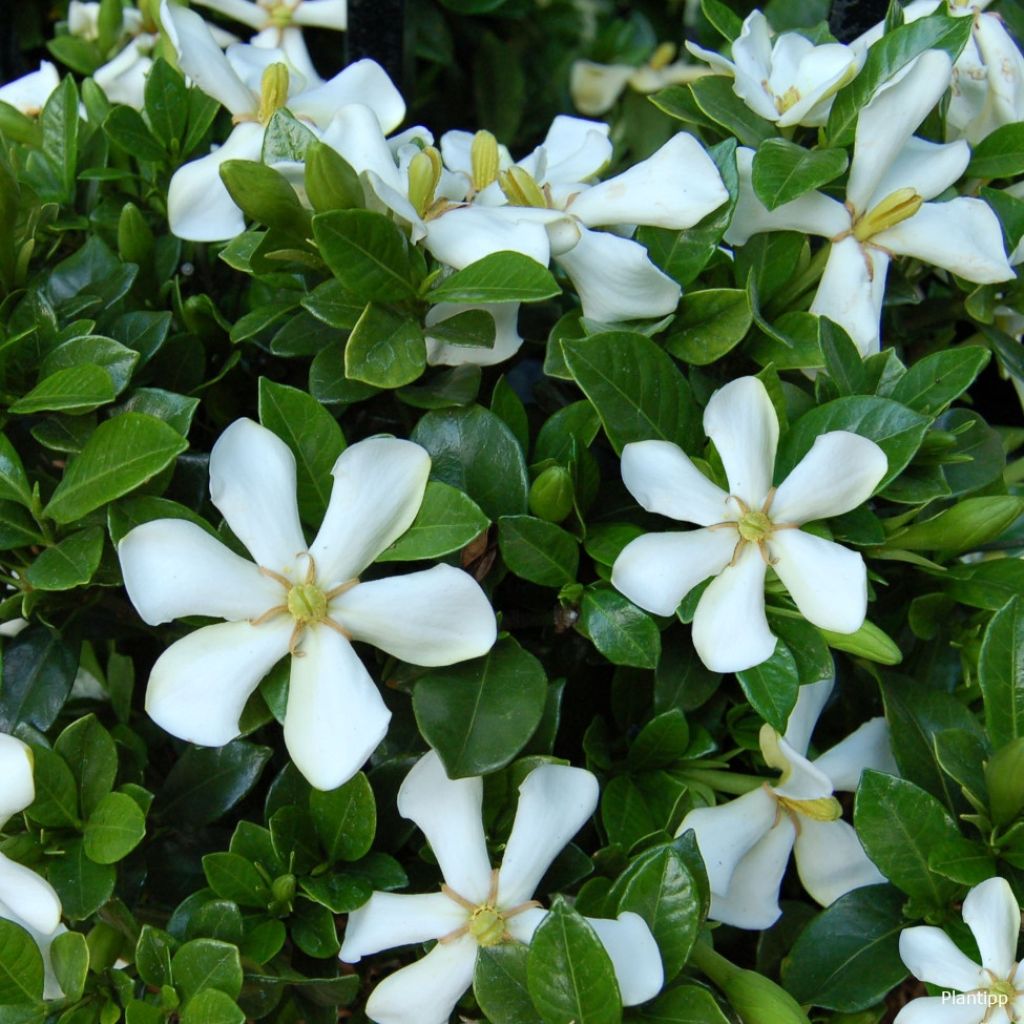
[429,252,560,303]
[84,792,147,864]
[25,528,103,592]
[345,303,426,388]
[48,838,117,919]
[159,742,272,827]
[474,944,536,1024]
[979,597,1024,749]
[0,921,44,1006]
[310,772,376,862]
[171,939,243,1001]
[579,588,661,669]
[55,713,118,818]
[378,480,489,562]
[735,642,799,732]
[498,515,579,587]
[751,139,848,210]
[0,627,78,732]
[664,288,752,365]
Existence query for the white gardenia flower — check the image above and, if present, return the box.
[856,0,1024,144]
[340,751,665,1024]
[0,733,65,998]
[117,420,497,791]
[570,43,709,116]
[897,876,1024,1023]
[0,62,60,116]
[687,10,862,127]
[678,678,895,929]
[191,0,347,85]
[160,1,403,241]
[726,50,1015,356]
[611,376,888,673]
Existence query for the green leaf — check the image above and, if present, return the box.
[378,480,489,561]
[979,597,1024,749]
[689,76,776,146]
[50,931,89,1003]
[219,160,311,240]
[304,141,363,212]
[42,336,139,396]
[429,251,561,303]
[25,528,104,591]
[302,279,364,330]
[180,990,244,1024]
[562,332,699,455]
[414,636,547,777]
[135,926,177,988]
[628,711,690,771]
[345,304,426,388]
[853,771,960,907]
[886,347,989,415]
[202,853,270,909]
[664,288,752,365]
[10,365,117,415]
[0,627,78,732]
[26,746,80,828]
[701,0,742,40]
[820,318,867,396]
[144,58,188,151]
[632,984,730,1023]
[55,713,118,818]
[579,587,661,669]
[736,642,800,732]
[782,885,907,1012]
[775,396,930,491]
[310,772,376,862]
[608,845,701,979]
[527,897,622,1024]
[44,413,188,524]
[0,434,31,506]
[474,945,536,1024]
[312,209,418,302]
[262,109,318,164]
[171,939,243,1002]
[48,838,117,919]
[751,139,848,210]
[41,76,79,200]
[826,14,975,146]
[412,405,529,519]
[967,121,1024,178]
[84,791,147,864]
[498,515,579,587]
[299,873,372,914]
[886,497,1024,555]
[103,105,165,163]
[257,378,345,524]
[0,921,44,1006]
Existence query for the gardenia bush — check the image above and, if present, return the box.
[1,0,1024,1022]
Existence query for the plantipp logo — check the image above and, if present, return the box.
[941,992,1011,1009]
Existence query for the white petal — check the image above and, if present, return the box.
[568,134,728,231]
[570,60,635,116]
[708,816,797,930]
[876,199,1014,284]
[781,678,834,756]
[0,734,34,827]
[770,432,888,525]
[586,913,665,1006]
[620,440,731,527]
[291,59,405,133]
[847,50,953,214]
[309,437,430,585]
[869,136,970,203]
[0,61,59,115]
[160,0,255,116]
[895,997,985,1024]
[966,15,1024,143]
[497,764,599,907]
[899,926,986,991]
[793,817,885,906]
[724,148,848,245]
[692,543,775,673]
[94,42,152,110]
[321,103,404,191]
[768,739,835,802]
[190,0,265,30]
[675,786,779,896]
[611,529,737,618]
[768,530,868,635]
[209,418,307,572]
[425,207,551,271]
[729,13,780,121]
[703,376,778,508]
[167,122,265,242]
[397,751,493,904]
[0,852,62,935]
[225,42,304,95]
[425,303,523,367]
[340,892,465,962]
[685,41,736,78]
[524,115,612,185]
[331,566,496,667]
[118,520,281,625]
[775,43,860,128]
[292,0,348,30]
[963,877,1021,979]
[145,619,292,746]
[284,626,391,791]
[363,935,478,1024]
[810,236,889,357]
[504,906,547,944]
[276,28,322,86]
[556,228,681,323]
[813,718,897,791]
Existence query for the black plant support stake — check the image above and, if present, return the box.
[346,0,406,90]
[829,0,891,42]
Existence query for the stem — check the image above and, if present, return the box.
[679,769,768,795]
[764,241,831,318]
[688,941,739,986]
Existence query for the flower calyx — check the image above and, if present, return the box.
[713,490,795,566]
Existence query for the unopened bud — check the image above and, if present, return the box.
[258,62,290,124]
[471,130,500,191]
[649,42,677,71]
[853,187,923,242]
[408,146,442,218]
[499,166,548,209]
[723,968,813,1024]
[529,466,575,523]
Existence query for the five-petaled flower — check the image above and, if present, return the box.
[340,750,665,1024]
[677,678,895,929]
[612,376,888,673]
[897,876,1024,1023]
[117,419,497,791]
[0,733,65,998]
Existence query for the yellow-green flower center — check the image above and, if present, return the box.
[776,794,844,822]
[737,509,774,543]
[499,166,549,209]
[287,582,328,625]
[469,905,507,947]
[774,85,801,114]
[853,187,923,242]
[471,130,500,192]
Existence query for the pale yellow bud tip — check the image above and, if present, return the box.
[408,146,443,218]
[853,187,923,242]
[258,62,291,124]
[471,130,500,192]
[499,166,548,209]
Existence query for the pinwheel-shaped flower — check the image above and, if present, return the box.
[897,876,1024,1023]
[687,10,862,127]
[118,420,497,791]
[678,678,895,929]
[0,62,59,116]
[726,50,1014,356]
[190,0,347,85]
[0,733,64,998]
[612,376,887,673]
[340,751,664,1024]
[160,1,403,241]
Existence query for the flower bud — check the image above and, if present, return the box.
[529,466,574,522]
[471,130,500,191]
[118,202,154,265]
[271,873,297,908]
[258,63,291,125]
[987,737,1024,826]
[499,166,548,209]
[721,968,813,1024]
[408,146,442,218]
